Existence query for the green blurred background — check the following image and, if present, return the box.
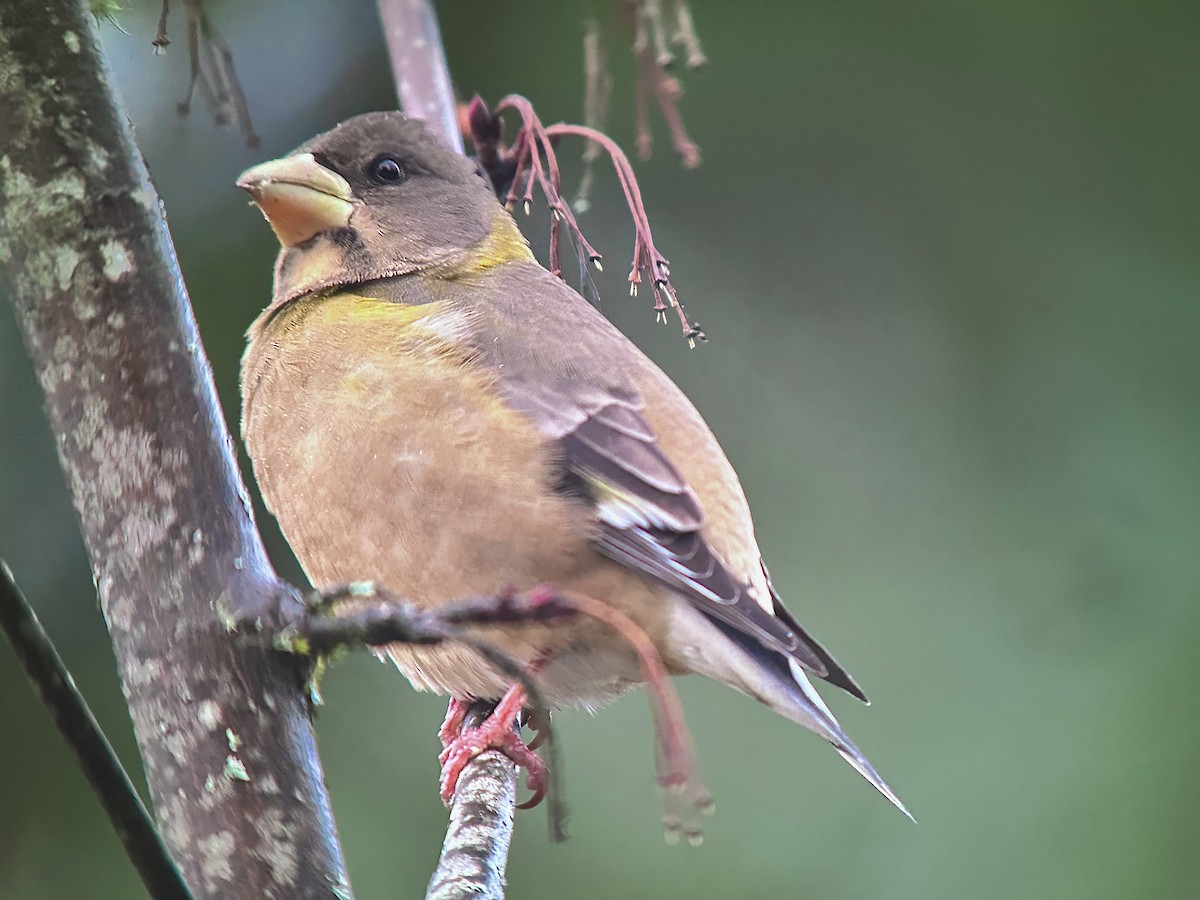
[3,1,1198,897]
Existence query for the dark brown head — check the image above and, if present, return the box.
[238,111,503,305]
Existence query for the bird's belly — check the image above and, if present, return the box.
[255,350,586,601]
[245,322,649,702]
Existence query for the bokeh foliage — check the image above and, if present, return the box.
[2,2,1198,897]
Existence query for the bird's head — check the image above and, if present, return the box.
[238,111,510,306]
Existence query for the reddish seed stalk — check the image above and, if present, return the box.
[552,589,711,840]
[478,94,705,347]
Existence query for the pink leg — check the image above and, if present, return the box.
[437,684,549,809]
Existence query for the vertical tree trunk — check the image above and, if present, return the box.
[0,3,350,896]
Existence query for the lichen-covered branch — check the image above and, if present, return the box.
[0,3,350,896]
[426,705,518,900]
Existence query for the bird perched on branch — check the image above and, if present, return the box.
[237,111,909,828]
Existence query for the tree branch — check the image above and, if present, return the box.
[0,3,350,896]
[425,704,517,900]
[0,561,191,899]
[376,0,463,152]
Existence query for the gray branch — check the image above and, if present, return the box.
[0,561,191,899]
[377,0,464,152]
[426,706,518,900]
[0,2,350,896]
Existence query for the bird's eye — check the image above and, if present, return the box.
[369,156,405,184]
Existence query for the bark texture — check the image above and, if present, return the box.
[426,708,518,900]
[0,3,350,896]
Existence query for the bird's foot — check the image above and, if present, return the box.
[437,696,472,747]
[438,685,548,809]
[522,707,552,750]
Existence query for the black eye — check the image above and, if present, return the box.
[369,156,405,184]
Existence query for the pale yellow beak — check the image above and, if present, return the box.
[237,153,355,247]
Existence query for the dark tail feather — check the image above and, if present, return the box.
[762,560,870,703]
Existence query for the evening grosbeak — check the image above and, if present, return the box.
[237,111,909,822]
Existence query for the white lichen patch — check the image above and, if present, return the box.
[131,183,158,212]
[51,334,78,384]
[0,157,34,226]
[55,247,82,292]
[92,427,155,491]
[100,238,133,280]
[63,31,80,54]
[198,830,235,887]
[254,808,301,884]
[0,153,89,276]
[119,509,179,556]
[88,142,111,173]
[164,729,188,765]
[225,728,241,752]
[90,426,181,559]
[189,527,205,565]
[197,699,221,730]
[126,656,165,687]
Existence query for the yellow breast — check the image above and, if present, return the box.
[240,290,590,607]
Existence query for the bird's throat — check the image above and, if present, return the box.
[449,209,535,275]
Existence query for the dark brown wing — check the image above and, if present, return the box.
[505,378,832,676]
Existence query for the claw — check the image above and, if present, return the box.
[523,708,553,751]
[437,686,548,808]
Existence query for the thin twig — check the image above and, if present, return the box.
[623,0,704,166]
[573,16,612,214]
[156,0,260,146]
[635,47,701,168]
[0,561,192,899]
[153,0,170,51]
[426,704,517,900]
[265,583,572,842]
[671,0,708,68]
[554,590,711,845]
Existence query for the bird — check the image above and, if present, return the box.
[236,110,910,826]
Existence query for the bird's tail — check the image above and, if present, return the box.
[675,607,914,820]
[774,655,914,821]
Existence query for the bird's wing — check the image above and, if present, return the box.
[505,377,865,698]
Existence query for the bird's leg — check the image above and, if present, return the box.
[438,684,549,809]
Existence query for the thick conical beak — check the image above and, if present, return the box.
[237,153,355,247]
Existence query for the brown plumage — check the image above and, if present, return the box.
[237,111,909,819]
